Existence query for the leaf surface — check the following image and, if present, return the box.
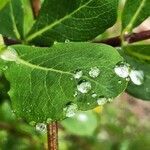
[2,42,127,122]
[27,0,118,46]
[123,45,150,100]
[122,0,150,32]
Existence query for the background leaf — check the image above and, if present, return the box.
[27,0,118,46]
[0,0,10,10]
[0,0,34,40]
[61,111,98,136]
[122,0,150,32]
[123,45,150,100]
[1,42,127,122]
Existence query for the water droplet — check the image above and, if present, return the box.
[77,113,88,122]
[74,70,83,79]
[92,93,97,98]
[89,67,100,78]
[114,62,130,78]
[64,103,78,117]
[118,80,122,84]
[36,123,46,133]
[0,47,18,61]
[126,77,130,81]
[2,66,8,71]
[77,81,91,93]
[97,97,107,106]
[74,91,78,97]
[87,102,90,105]
[46,118,52,123]
[129,70,144,85]
[65,39,70,43]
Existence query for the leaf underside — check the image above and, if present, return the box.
[123,45,150,101]
[27,0,118,46]
[2,42,127,122]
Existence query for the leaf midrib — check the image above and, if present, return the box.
[17,58,114,94]
[26,0,93,42]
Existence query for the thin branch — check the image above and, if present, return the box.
[93,30,150,46]
[47,121,58,150]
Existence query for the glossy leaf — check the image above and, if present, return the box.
[27,0,118,46]
[0,0,34,40]
[61,111,98,136]
[122,0,150,32]
[123,45,150,100]
[1,42,127,122]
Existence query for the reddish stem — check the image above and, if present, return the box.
[47,122,58,150]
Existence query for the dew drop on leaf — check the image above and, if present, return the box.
[77,81,91,93]
[92,93,97,98]
[36,123,46,133]
[89,67,100,78]
[97,97,107,106]
[114,62,130,78]
[0,47,18,61]
[73,70,83,79]
[63,103,78,117]
[129,70,144,85]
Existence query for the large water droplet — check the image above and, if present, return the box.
[36,123,46,133]
[77,81,91,93]
[89,67,100,78]
[77,113,88,122]
[74,70,83,79]
[97,97,107,105]
[129,70,144,85]
[64,103,78,117]
[114,62,130,78]
[0,47,18,61]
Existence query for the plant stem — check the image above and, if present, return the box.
[30,0,41,18]
[47,121,58,150]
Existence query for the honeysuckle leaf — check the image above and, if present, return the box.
[1,42,127,122]
[0,0,10,10]
[0,0,34,40]
[26,0,118,46]
[122,0,150,33]
[123,45,150,101]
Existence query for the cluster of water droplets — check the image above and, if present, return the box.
[63,103,78,117]
[114,62,144,85]
[35,123,46,133]
[0,47,18,62]
[77,81,92,94]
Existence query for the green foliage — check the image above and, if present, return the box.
[0,0,34,40]
[27,0,118,46]
[2,43,127,122]
[123,45,150,100]
[122,0,150,32]
[61,111,98,136]
[0,0,10,10]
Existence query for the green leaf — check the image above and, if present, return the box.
[26,0,118,46]
[122,0,150,32]
[2,42,127,122]
[0,0,10,10]
[123,45,150,100]
[61,111,98,136]
[0,0,34,40]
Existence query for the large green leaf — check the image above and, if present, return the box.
[1,42,127,122]
[26,0,118,46]
[123,45,150,100]
[122,0,150,32]
[61,111,98,136]
[0,0,10,10]
[0,0,34,40]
